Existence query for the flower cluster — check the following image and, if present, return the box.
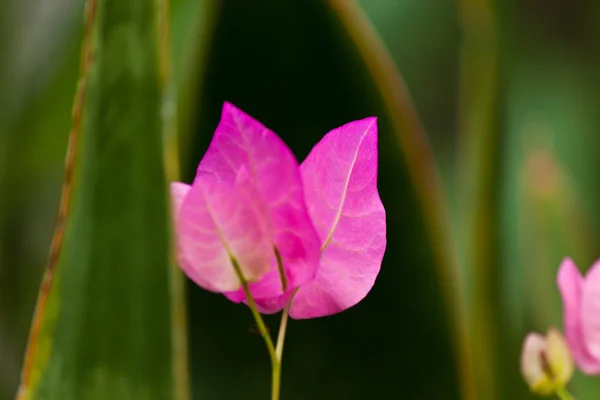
[171,102,386,319]
[522,257,600,398]
[521,327,573,395]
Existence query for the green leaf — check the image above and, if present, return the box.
[16,0,182,398]
[454,0,504,398]
[0,5,83,394]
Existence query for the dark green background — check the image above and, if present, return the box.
[2,0,600,399]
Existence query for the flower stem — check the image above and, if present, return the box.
[230,257,298,400]
[275,247,287,292]
[272,290,296,400]
[231,257,285,400]
[271,360,281,400]
[230,258,277,365]
[270,312,289,399]
[556,387,576,400]
[275,295,292,360]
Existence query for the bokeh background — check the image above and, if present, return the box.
[2,0,600,399]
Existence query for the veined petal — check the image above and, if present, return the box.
[582,260,600,362]
[177,175,274,292]
[200,102,320,300]
[290,117,386,319]
[557,257,600,374]
[224,271,290,314]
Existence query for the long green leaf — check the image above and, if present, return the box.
[16,0,179,398]
[455,0,502,398]
[0,3,84,395]
[158,0,190,399]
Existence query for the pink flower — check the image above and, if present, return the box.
[557,257,600,374]
[171,102,386,318]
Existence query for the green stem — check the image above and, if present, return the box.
[556,387,576,400]
[231,257,284,400]
[230,258,277,365]
[230,256,298,400]
[272,289,296,400]
[271,364,281,400]
[275,247,287,292]
[275,293,293,360]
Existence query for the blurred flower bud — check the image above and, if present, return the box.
[521,328,574,396]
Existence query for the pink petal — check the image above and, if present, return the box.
[171,182,191,217]
[170,182,194,279]
[290,117,386,319]
[177,174,274,292]
[557,257,600,374]
[582,260,600,363]
[224,272,293,314]
[199,102,320,301]
[248,289,294,315]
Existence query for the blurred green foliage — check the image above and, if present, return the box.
[2,0,600,399]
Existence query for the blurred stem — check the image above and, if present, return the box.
[556,387,575,400]
[456,0,500,398]
[156,0,190,399]
[328,1,476,399]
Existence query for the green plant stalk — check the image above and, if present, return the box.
[156,0,190,398]
[155,0,191,400]
[276,290,294,362]
[556,387,576,400]
[456,0,500,397]
[272,300,292,400]
[272,288,297,399]
[458,49,499,400]
[271,252,294,399]
[275,247,287,292]
[231,257,290,400]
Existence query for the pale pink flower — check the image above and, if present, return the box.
[557,257,600,374]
